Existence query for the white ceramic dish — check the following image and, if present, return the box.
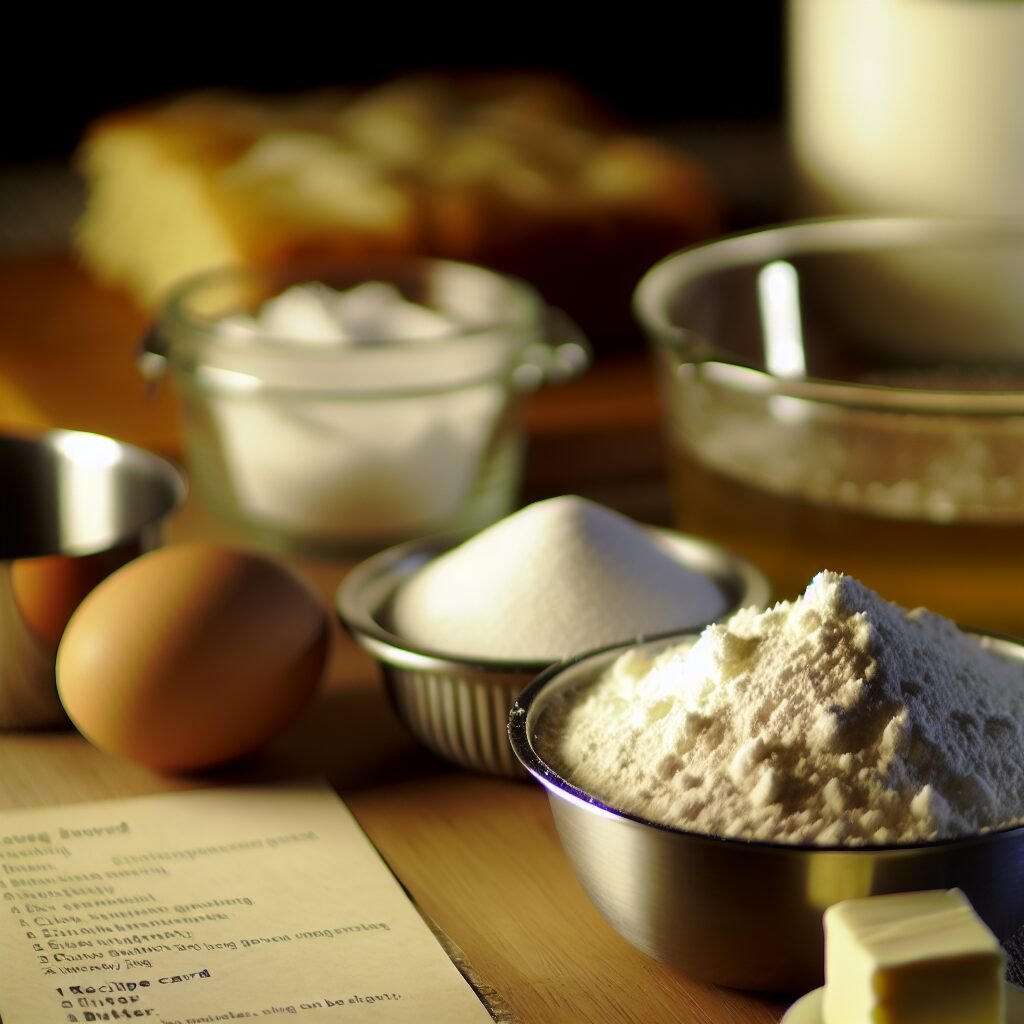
[782,981,1024,1023]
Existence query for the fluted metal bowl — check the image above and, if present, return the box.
[337,528,770,778]
[509,631,1024,994]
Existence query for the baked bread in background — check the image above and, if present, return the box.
[73,74,722,352]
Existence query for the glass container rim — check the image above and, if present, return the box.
[681,359,1024,416]
[158,257,552,353]
[635,215,1024,415]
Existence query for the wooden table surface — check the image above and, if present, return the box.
[0,253,792,1023]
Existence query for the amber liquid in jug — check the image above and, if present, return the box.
[669,446,1024,639]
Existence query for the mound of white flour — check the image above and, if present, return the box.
[550,570,1024,845]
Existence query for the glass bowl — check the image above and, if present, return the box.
[141,259,590,556]
[635,217,1024,635]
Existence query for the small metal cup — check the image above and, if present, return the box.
[0,430,186,729]
[339,529,770,778]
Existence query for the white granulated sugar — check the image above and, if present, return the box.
[550,570,1024,845]
[390,496,730,661]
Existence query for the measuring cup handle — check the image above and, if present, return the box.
[543,308,592,383]
[136,326,170,382]
[513,308,592,391]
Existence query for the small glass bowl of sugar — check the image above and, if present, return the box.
[140,259,590,556]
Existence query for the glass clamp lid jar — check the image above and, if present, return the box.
[140,259,590,556]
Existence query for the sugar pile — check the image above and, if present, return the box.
[548,570,1024,845]
[390,496,730,661]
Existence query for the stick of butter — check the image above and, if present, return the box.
[823,889,1005,1024]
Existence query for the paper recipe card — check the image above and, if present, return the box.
[0,782,495,1023]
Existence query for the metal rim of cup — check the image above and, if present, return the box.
[0,429,187,561]
[508,627,1024,854]
[336,527,773,676]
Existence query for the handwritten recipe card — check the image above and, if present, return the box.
[0,782,496,1023]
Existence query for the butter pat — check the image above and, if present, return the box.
[823,889,1004,1024]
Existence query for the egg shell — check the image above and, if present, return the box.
[56,542,330,771]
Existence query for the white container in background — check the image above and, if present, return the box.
[787,0,1024,362]
[788,0,1024,220]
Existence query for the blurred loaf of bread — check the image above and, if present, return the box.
[74,74,722,349]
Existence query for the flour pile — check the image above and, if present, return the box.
[550,571,1024,845]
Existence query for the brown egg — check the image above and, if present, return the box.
[56,543,330,771]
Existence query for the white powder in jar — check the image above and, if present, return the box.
[199,282,508,541]
[390,495,731,661]
[219,281,454,343]
[548,570,1024,845]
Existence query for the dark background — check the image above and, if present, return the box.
[0,6,785,164]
